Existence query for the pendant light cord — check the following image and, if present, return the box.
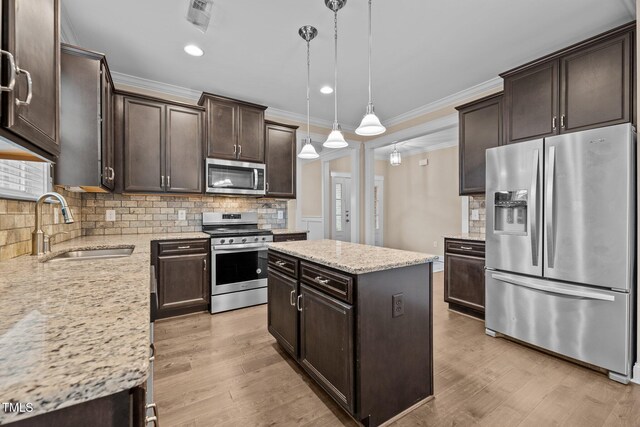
[307,39,311,140]
[333,9,339,125]
[368,0,372,106]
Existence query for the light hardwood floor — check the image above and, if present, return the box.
[154,272,640,426]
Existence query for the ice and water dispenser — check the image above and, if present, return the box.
[493,190,528,234]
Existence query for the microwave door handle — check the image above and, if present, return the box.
[254,169,258,190]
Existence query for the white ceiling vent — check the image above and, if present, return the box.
[186,0,213,33]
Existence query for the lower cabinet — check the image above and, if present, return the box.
[299,284,354,412]
[444,238,486,318]
[267,250,433,427]
[152,239,210,319]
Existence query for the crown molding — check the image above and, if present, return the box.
[60,2,80,45]
[382,77,503,128]
[110,72,202,101]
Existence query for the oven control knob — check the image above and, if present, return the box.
[262,237,266,241]
[220,239,225,244]
[254,237,259,242]
[229,239,234,244]
[242,238,247,243]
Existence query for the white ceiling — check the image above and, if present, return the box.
[62,0,634,128]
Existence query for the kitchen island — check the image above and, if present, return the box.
[267,239,437,427]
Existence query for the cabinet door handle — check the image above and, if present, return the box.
[15,67,32,106]
[289,289,296,306]
[233,145,237,155]
[177,245,191,249]
[460,246,473,250]
[167,176,170,188]
[238,145,242,157]
[0,50,16,92]
[146,403,158,418]
[203,258,207,271]
[552,116,557,130]
[560,115,566,128]
[149,343,155,362]
[296,294,303,312]
[275,260,286,267]
[161,176,165,188]
[108,167,115,181]
[314,276,329,285]
[266,182,269,192]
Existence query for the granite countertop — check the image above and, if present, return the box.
[443,233,485,242]
[271,229,309,235]
[0,232,209,424]
[268,239,438,274]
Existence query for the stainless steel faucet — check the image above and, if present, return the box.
[32,192,75,255]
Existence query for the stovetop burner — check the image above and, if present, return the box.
[201,212,273,239]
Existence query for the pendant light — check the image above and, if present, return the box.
[356,0,386,136]
[389,143,401,166]
[298,25,320,160]
[323,0,348,149]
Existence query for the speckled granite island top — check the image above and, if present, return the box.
[268,239,438,274]
[0,232,208,424]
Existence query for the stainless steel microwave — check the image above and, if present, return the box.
[205,158,266,196]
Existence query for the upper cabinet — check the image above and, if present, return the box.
[265,120,297,199]
[456,92,503,195]
[0,0,60,159]
[115,92,203,194]
[502,22,634,144]
[56,45,115,191]
[198,92,267,163]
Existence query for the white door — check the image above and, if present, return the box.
[374,177,384,246]
[331,176,351,242]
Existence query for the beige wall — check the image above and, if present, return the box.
[300,160,322,217]
[380,147,461,256]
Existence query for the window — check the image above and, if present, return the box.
[335,183,342,232]
[0,159,51,201]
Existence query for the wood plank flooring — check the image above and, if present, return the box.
[154,272,640,426]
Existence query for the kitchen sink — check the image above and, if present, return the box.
[47,247,134,262]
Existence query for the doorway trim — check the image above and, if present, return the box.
[363,113,458,245]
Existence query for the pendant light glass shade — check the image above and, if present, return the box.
[298,26,319,160]
[324,0,348,149]
[389,144,401,166]
[355,0,385,136]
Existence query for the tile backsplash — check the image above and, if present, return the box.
[81,193,287,236]
[468,195,486,235]
[0,187,83,261]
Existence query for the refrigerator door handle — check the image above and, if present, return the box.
[546,146,556,268]
[491,273,615,301]
[530,149,539,266]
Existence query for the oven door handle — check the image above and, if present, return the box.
[213,245,269,253]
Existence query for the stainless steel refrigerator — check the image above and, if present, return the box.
[485,123,636,383]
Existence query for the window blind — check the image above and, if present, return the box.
[0,159,50,201]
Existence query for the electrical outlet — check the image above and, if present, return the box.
[433,240,437,248]
[277,210,284,220]
[471,209,480,221]
[53,209,59,224]
[419,158,429,167]
[105,210,116,222]
[392,293,404,318]
[178,210,186,221]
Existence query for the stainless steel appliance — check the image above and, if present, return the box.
[485,123,636,383]
[203,212,273,313]
[205,158,266,196]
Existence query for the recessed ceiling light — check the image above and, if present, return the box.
[184,44,204,57]
[320,86,333,94]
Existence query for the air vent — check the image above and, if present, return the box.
[186,0,213,33]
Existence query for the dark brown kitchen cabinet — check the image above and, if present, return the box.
[0,0,60,159]
[502,22,634,144]
[56,44,115,191]
[152,239,210,319]
[268,250,433,427]
[456,92,503,195]
[444,238,485,319]
[299,283,355,412]
[267,268,298,357]
[116,92,203,194]
[198,92,267,163]
[272,232,307,243]
[265,121,297,198]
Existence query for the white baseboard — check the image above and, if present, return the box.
[632,363,640,384]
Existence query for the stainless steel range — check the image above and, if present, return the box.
[203,212,273,313]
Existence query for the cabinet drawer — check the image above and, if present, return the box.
[157,239,209,256]
[272,233,308,243]
[268,251,299,278]
[445,240,485,257]
[300,262,353,304]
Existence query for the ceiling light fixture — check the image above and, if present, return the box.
[323,0,348,149]
[389,143,401,166]
[320,86,334,94]
[356,0,385,136]
[298,25,320,160]
[184,44,204,57]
